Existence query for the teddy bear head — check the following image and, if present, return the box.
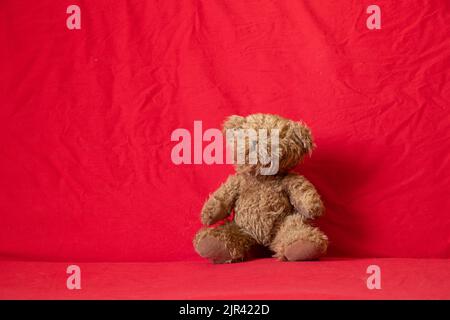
[223,113,314,175]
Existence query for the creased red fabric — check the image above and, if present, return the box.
[0,1,449,262]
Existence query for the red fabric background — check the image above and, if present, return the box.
[0,1,449,262]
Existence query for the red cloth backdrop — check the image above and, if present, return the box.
[0,1,449,261]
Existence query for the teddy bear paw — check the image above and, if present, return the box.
[195,235,233,264]
[283,239,323,261]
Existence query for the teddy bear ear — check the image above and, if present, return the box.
[292,121,315,155]
[223,115,246,132]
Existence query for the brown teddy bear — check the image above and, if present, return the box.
[194,113,328,263]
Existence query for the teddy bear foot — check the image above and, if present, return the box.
[283,239,323,261]
[195,235,233,264]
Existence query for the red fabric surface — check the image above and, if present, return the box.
[1,0,450,262]
[1,259,449,299]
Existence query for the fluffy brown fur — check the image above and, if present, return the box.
[194,114,328,263]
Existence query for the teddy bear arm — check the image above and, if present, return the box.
[284,175,324,220]
[201,175,240,225]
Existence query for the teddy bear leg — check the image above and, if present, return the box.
[270,215,328,261]
[194,222,258,263]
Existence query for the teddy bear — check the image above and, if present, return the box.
[193,113,328,263]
